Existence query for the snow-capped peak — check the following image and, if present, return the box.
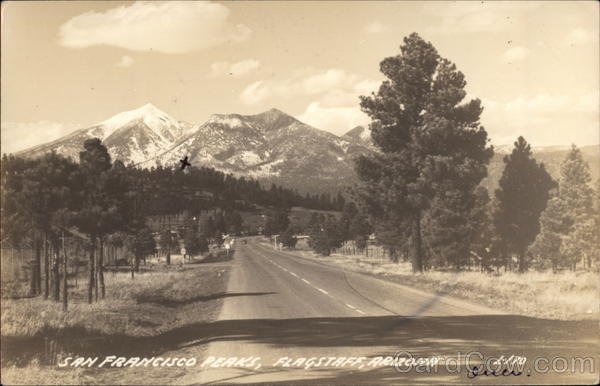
[92,103,181,139]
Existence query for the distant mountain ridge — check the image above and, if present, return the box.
[151,108,372,193]
[22,104,195,164]
[18,105,371,193]
[484,144,600,194]
[16,104,599,194]
[339,125,599,192]
[342,125,374,148]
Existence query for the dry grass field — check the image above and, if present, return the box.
[1,251,233,385]
[286,246,599,321]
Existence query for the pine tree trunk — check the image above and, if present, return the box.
[87,238,95,304]
[99,240,105,299]
[167,217,172,265]
[30,238,42,296]
[74,243,80,288]
[94,243,99,302]
[35,239,42,293]
[62,233,68,312]
[44,234,49,299]
[410,214,424,273]
[29,248,37,296]
[20,248,24,280]
[53,239,61,302]
[517,249,527,273]
[134,253,140,273]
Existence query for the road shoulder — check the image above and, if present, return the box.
[254,241,509,317]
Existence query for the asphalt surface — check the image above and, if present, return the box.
[177,238,599,384]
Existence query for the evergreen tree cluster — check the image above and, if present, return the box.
[348,33,598,273]
[529,145,599,271]
[182,215,209,258]
[0,136,344,306]
[263,209,290,237]
[305,213,343,256]
[119,163,341,218]
[304,204,372,257]
[354,33,493,272]
[2,139,138,307]
[492,137,557,272]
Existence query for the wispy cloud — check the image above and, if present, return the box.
[502,46,529,63]
[482,92,599,146]
[239,67,379,134]
[209,59,260,78]
[240,68,377,105]
[364,21,384,34]
[297,103,370,136]
[115,55,135,68]
[423,2,540,34]
[564,27,599,46]
[1,121,81,154]
[59,1,251,54]
[240,81,270,105]
[503,92,599,115]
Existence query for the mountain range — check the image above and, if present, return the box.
[16,104,600,195]
[23,104,195,164]
[343,125,600,193]
[19,104,371,193]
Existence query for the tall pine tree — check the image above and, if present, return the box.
[494,136,556,272]
[356,33,493,272]
[74,138,132,302]
[530,145,596,271]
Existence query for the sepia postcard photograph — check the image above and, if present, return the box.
[1,1,599,384]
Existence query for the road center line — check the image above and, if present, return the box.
[256,245,367,316]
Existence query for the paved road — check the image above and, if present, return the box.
[178,238,598,384]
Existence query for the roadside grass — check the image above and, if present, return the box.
[2,262,228,338]
[1,362,92,385]
[286,247,599,321]
[1,250,233,385]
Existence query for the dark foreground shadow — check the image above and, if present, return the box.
[134,291,276,308]
[3,314,597,378]
[187,252,235,264]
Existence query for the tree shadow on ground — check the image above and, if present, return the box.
[188,251,235,264]
[134,291,276,308]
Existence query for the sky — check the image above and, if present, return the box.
[1,1,599,154]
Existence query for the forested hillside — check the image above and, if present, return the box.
[1,138,345,309]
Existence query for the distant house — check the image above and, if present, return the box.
[295,235,311,250]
